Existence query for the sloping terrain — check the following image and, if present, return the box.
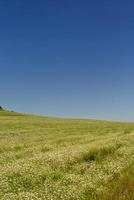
[0,111,134,200]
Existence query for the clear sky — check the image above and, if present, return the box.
[1,0,134,121]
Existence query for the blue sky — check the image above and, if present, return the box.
[1,0,134,121]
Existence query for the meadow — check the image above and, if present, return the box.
[0,110,134,200]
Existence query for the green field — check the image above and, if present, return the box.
[0,111,134,200]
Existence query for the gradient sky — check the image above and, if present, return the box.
[1,0,134,121]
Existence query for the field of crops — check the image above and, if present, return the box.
[0,111,134,200]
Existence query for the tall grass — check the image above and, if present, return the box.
[0,111,134,199]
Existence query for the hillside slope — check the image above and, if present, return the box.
[0,111,134,199]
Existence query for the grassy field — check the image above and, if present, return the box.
[0,111,134,200]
